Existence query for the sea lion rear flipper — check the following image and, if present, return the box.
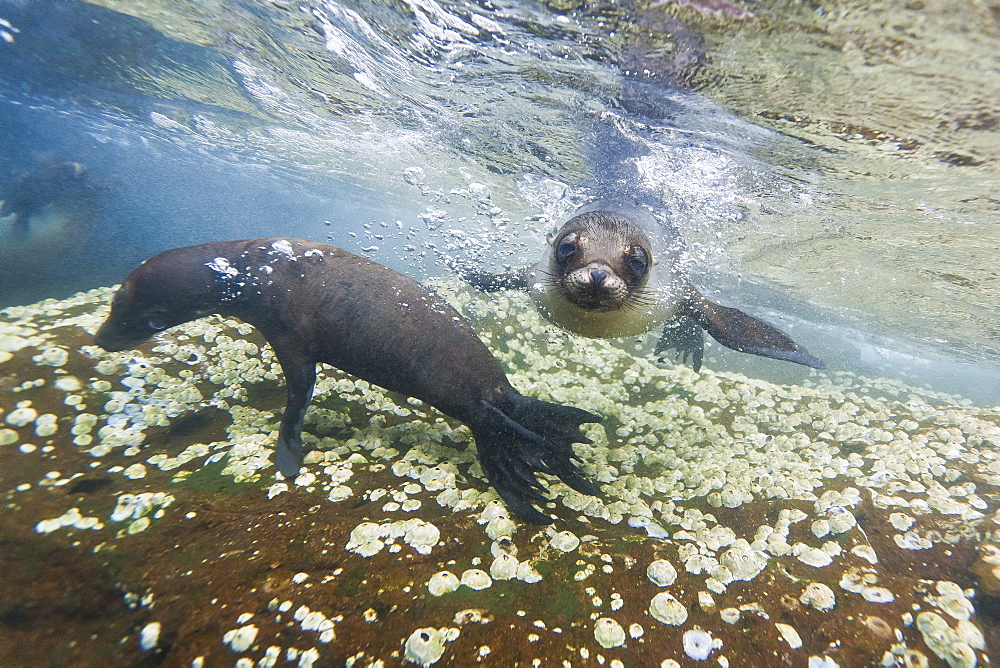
[655,315,705,372]
[273,346,317,478]
[473,391,601,524]
[460,267,531,293]
[686,292,826,369]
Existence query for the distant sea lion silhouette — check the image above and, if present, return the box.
[463,199,824,372]
[94,238,601,523]
[0,161,91,227]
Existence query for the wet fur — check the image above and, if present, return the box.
[95,238,601,523]
[465,202,825,371]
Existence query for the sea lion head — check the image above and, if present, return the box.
[544,210,656,313]
[95,247,221,352]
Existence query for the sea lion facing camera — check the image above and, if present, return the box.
[94,238,600,523]
[464,200,824,372]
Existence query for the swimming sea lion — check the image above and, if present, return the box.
[0,161,91,227]
[463,199,824,371]
[94,238,600,523]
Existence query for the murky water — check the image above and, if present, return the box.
[1,0,999,665]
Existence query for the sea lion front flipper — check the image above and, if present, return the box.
[654,315,705,372]
[460,267,531,293]
[686,291,826,370]
[473,390,601,524]
[272,345,317,479]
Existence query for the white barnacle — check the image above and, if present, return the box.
[139,622,161,651]
[516,561,542,583]
[549,530,580,553]
[223,624,258,652]
[403,520,440,555]
[490,554,519,581]
[895,531,933,550]
[861,586,895,603]
[775,623,802,649]
[460,569,492,590]
[346,521,386,557]
[719,541,768,581]
[404,627,450,666]
[5,405,38,427]
[646,559,677,587]
[682,628,715,661]
[720,608,741,625]
[850,545,878,564]
[427,571,460,597]
[485,516,516,541]
[795,546,833,568]
[593,617,626,649]
[799,582,836,611]
[649,592,688,626]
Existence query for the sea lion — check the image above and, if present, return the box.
[94,238,600,523]
[463,199,824,371]
[0,161,91,227]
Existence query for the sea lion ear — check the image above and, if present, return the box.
[546,232,556,246]
[651,255,660,267]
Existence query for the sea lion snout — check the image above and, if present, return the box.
[562,262,631,311]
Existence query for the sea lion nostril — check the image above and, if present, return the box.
[590,269,609,286]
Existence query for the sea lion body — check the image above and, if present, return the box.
[466,200,824,371]
[95,238,600,523]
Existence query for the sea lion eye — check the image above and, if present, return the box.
[147,317,167,332]
[556,239,576,265]
[626,248,648,277]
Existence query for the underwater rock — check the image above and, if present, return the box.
[0,281,998,665]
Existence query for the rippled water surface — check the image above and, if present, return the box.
[1,0,999,665]
[2,0,998,394]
